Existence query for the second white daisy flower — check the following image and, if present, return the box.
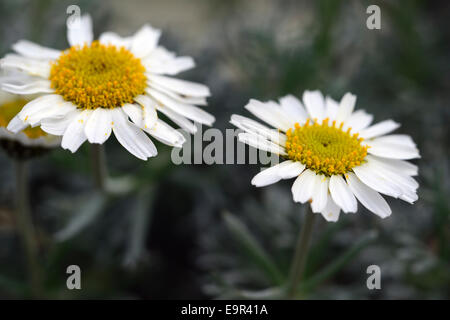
[231,91,420,222]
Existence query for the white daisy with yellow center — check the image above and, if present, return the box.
[0,15,214,160]
[231,91,420,222]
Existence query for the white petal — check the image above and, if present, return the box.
[12,40,61,60]
[149,81,207,105]
[346,172,392,218]
[367,135,420,159]
[155,105,197,134]
[359,120,400,139]
[278,95,308,123]
[303,90,325,121]
[251,165,283,187]
[291,169,317,203]
[18,94,75,126]
[144,119,185,147]
[311,175,329,213]
[2,79,54,94]
[0,54,50,78]
[144,55,195,75]
[329,175,357,213]
[111,108,157,160]
[99,32,132,48]
[276,160,306,179]
[84,108,112,144]
[353,161,403,197]
[238,132,287,155]
[230,114,286,146]
[244,99,293,132]
[121,103,144,128]
[369,155,418,176]
[134,95,158,129]
[67,14,93,47]
[320,194,341,222]
[61,110,91,152]
[148,88,215,125]
[335,92,356,124]
[40,110,79,135]
[130,24,161,58]
[6,115,28,133]
[343,110,373,132]
[147,74,210,97]
[324,96,339,120]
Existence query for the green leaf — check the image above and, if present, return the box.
[223,211,284,285]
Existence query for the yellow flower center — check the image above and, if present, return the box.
[0,99,47,139]
[285,118,368,176]
[49,41,147,110]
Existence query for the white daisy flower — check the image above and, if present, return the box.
[0,14,214,160]
[0,74,60,155]
[231,91,420,222]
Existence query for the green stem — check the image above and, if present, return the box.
[14,159,43,298]
[90,144,108,192]
[287,205,316,299]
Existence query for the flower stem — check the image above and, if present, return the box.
[287,205,316,299]
[90,144,108,192]
[14,159,43,298]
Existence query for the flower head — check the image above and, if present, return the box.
[1,15,214,160]
[231,91,420,222]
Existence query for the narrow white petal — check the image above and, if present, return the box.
[359,120,400,139]
[230,114,286,146]
[130,24,161,58]
[311,175,329,213]
[18,94,75,126]
[121,103,144,127]
[320,194,341,222]
[149,81,207,105]
[329,175,357,213]
[40,110,79,135]
[2,80,53,95]
[291,169,317,203]
[244,99,293,132]
[279,95,308,123]
[67,14,93,47]
[353,162,403,197]
[343,109,373,132]
[335,92,356,124]
[369,155,418,176]
[148,89,215,125]
[61,110,91,152]
[155,105,197,134]
[134,95,158,129]
[6,115,28,133]
[238,132,287,155]
[144,56,195,75]
[346,172,392,218]
[12,40,61,60]
[147,74,210,97]
[84,108,112,144]
[277,160,306,179]
[1,54,50,78]
[366,135,420,159]
[303,90,325,121]
[251,165,283,187]
[144,119,186,147]
[111,108,157,160]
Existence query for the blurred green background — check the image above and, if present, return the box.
[0,0,448,299]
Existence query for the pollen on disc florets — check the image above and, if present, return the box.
[285,118,369,176]
[49,41,147,110]
[0,99,47,139]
